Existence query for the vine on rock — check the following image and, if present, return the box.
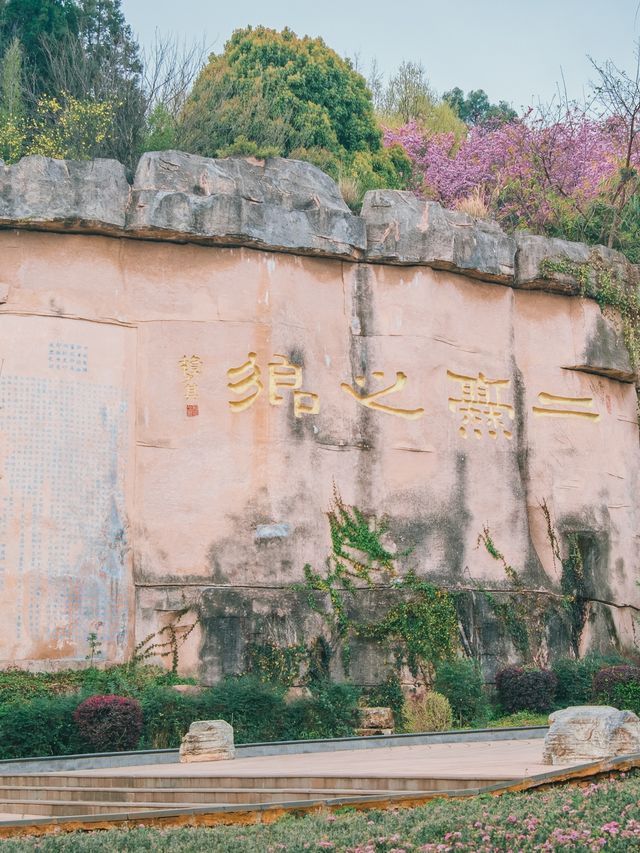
[477,499,590,666]
[300,487,458,679]
[131,610,199,675]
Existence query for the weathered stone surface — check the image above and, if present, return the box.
[543,706,640,765]
[0,156,128,232]
[514,233,633,295]
[361,190,516,282]
[359,706,395,730]
[179,719,235,763]
[127,151,366,259]
[567,311,636,383]
[0,152,639,678]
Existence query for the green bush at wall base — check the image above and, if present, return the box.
[0,676,362,759]
[552,655,629,707]
[433,659,489,727]
[362,671,406,731]
[0,696,88,759]
[611,681,640,716]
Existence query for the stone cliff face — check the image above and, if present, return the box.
[0,151,637,680]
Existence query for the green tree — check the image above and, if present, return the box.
[42,0,144,166]
[376,61,466,139]
[0,35,24,160]
[0,0,79,93]
[443,86,517,126]
[181,26,382,159]
[180,26,411,207]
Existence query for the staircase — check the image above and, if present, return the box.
[0,770,507,819]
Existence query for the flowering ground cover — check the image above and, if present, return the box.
[2,770,640,852]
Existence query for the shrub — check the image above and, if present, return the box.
[205,676,288,743]
[552,655,628,707]
[73,695,143,752]
[138,687,202,749]
[593,665,640,702]
[0,663,180,705]
[611,681,640,716]
[495,666,558,714]
[283,683,361,740]
[403,691,452,733]
[0,695,86,759]
[434,658,489,727]
[489,711,550,727]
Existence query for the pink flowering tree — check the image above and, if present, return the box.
[383,109,640,259]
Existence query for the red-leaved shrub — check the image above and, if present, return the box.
[495,666,558,714]
[593,666,640,702]
[73,694,143,752]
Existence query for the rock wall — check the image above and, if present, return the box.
[0,151,638,680]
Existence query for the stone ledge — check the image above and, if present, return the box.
[126,151,366,259]
[0,152,638,296]
[0,156,129,232]
[361,190,516,282]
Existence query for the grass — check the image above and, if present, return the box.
[488,711,550,728]
[2,770,640,851]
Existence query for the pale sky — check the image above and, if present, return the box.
[121,0,640,111]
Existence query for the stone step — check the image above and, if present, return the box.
[0,774,505,792]
[0,800,176,817]
[0,785,414,804]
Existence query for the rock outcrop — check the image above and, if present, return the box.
[179,720,236,763]
[0,156,129,232]
[361,190,516,282]
[543,706,640,765]
[0,152,637,295]
[127,151,366,259]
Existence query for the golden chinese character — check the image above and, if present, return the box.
[447,369,514,440]
[178,355,203,416]
[341,371,425,420]
[533,392,600,421]
[227,352,263,412]
[178,355,203,383]
[268,354,302,404]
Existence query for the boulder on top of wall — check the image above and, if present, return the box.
[360,190,516,282]
[514,233,633,295]
[0,156,129,231]
[127,151,366,260]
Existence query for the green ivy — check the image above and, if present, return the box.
[299,489,458,679]
[244,642,308,687]
[357,571,458,682]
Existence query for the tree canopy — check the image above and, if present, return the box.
[181,26,382,159]
[443,87,517,126]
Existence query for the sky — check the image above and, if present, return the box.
[121,0,640,110]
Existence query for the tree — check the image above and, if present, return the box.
[443,86,517,126]
[0,0,79,93]
[180,26,382,159]
[41,0,145,166]
[179,26,411,208]
[382,61,434,123]
[588,39,640,249]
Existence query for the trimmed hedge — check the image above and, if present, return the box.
[74,695,143,752]
[0,677,362,760]
[593,666,640,702]
[552,655,630,706]
[611,681,640,716]
[495,666,557,714]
